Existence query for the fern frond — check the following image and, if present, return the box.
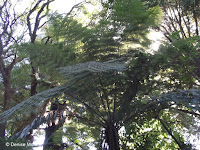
[124,89,200,124]
[0,86,67,123]
[59,58,126,78]
[0,60,127,123]
[159,89,200,111]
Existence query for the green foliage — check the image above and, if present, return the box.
[47,14,87,43]
[46,14,87,61]
[45,0,162,62]
[0,0,200,149]
[52,122,98,149]
[0,60,126,123]
[2,54,200,148]
[111,0,162,44]
[123,118,178,149]
[157,36,200,87]
[122,88,200,149]
[11,64,31,90]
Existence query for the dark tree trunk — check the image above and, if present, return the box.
[43,122,67,150]
[3,69,15,110]
[0,122,6,137]
[0,79,12,137]
[43,101,67,150]
[43,123,57,150]
[0,65,15,137]
[105,123,120,150]
[30,65,38,96]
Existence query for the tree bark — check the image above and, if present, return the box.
[0,77,14,137]
[43,101,67,150]
[0,122,6,137]
[43,123,57,150]
[105,123,120,150]
[30,65,38,96]
[0,58,16,137]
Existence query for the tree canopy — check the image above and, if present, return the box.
[0,0,200,150]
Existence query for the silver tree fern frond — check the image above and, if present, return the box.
[59,58,127,78]
[0,60,127,123]
[0,86,67,123]
[159,89,200,111]
[125,89,200,124]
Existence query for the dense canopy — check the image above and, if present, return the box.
[0,0,200,150]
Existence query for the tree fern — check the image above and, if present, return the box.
[0,60,127,123]
[1,59,200,149]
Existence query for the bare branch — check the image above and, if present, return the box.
[27,0,54,42]
[0,0,8,15]
[32,0,54,41]
[66,0,90,16]
[38,21,47,29]
[193,9,199,36]
[7,56,23,71]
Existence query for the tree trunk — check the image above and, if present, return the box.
[43,101,67,150]
[105,123,120,150]
[0,122,6,137]
[30,65,38,96]
[43,123,56,150]
[43,122,62,150]
[0,67,15,137]
[3,70,14,110]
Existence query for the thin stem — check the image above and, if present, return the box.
[158,117,184,150]
[69,93,107,125]
[98,74,112,122]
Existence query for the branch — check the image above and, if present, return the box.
[0,39,4,56]
[69,93,107,125]
[38,21,47,29]
[66,0,90,16]
[0,56,6,78]
[193,9,199,36]
[27,0,54,42]
[89,94,108,123]
[98,74,112,121]
[182,11,191,37]
[99,90,107,112]
[0,0,25,49]
[158,117,184,150]
[0,0,8,16]
[75,115,105,127]
[32,0,53,40]
[66,1,84,16]
[166,8,178,33]
[113,83,117,123]
[124,100,171,125]
[7,55,23,71]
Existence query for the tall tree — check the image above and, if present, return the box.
[0,0,26,137]
[0,0,54,139]
[26,0,54,96]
